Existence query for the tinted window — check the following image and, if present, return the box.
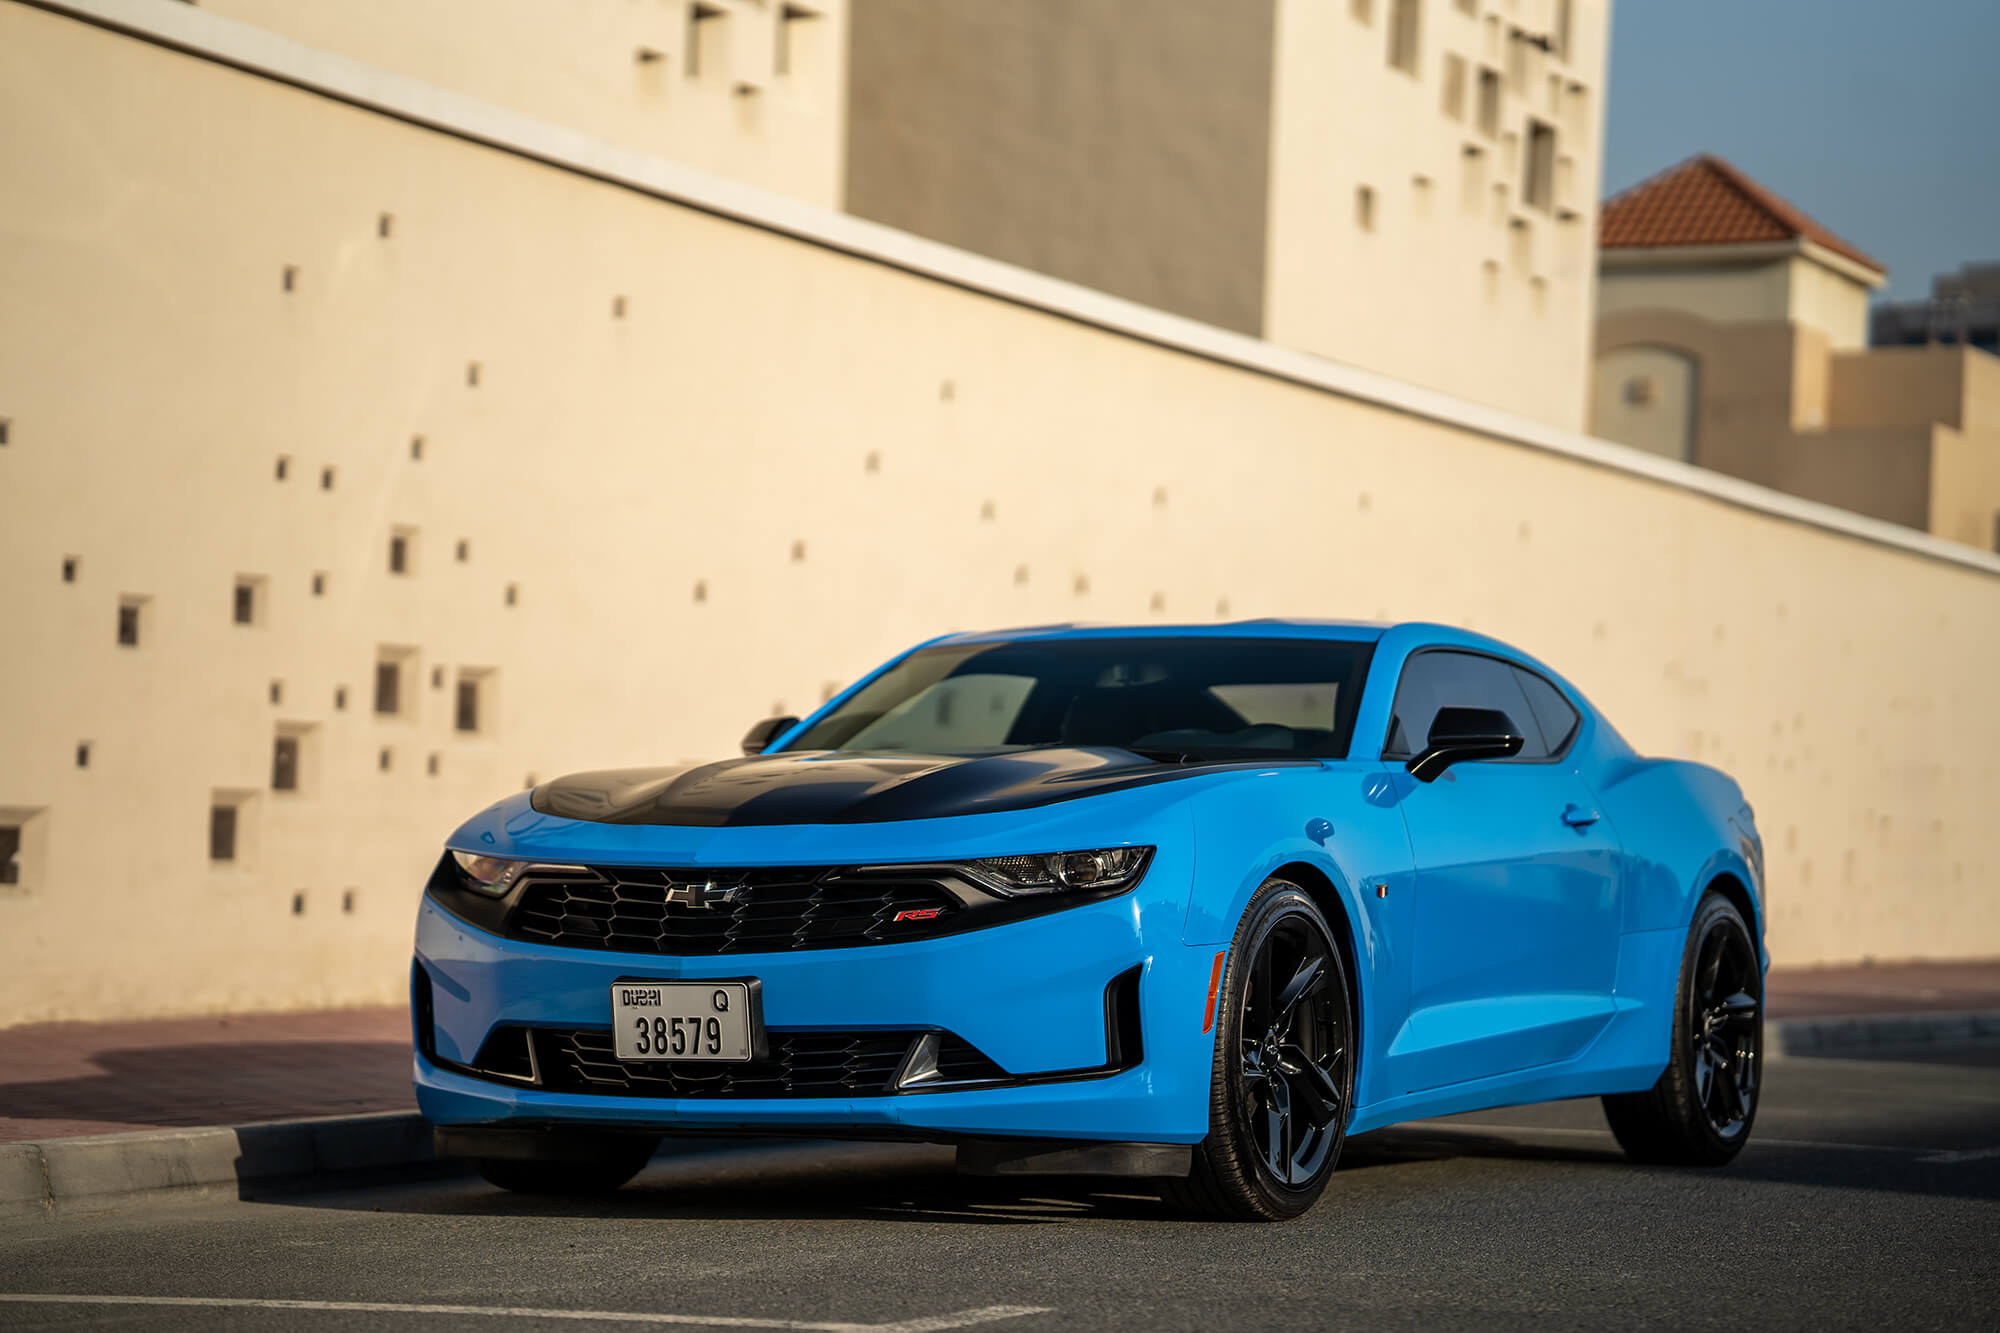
[1512,666,1580,756]
[787,637,1377,759]
[1383,650,1547,759]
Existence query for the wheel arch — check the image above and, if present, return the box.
[1698,870,1760,953]
[1269,859,1365,1101]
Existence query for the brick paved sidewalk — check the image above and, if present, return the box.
[0,1007,410,1143]
[3,960,1997,1144]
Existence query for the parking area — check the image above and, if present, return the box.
[3,1044,1996,1331]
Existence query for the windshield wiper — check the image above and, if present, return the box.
[1122,745,1201,765]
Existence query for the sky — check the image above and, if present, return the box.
[1603,0,1999,302]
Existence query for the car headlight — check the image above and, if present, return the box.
[450,851,530,896]
[958,846,1153,896]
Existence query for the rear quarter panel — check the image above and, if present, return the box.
[1591,755,1765,955]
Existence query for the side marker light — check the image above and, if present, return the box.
[1202,951,1227,1033]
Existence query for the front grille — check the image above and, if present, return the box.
[521,1027,1006,1098]
[508,865,959,957]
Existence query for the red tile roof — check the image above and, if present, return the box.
[1600,154,1884,276]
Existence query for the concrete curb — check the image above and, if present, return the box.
[0,1112,440,1221]
[1768,1010,2000,1058]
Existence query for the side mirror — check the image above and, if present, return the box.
[740,716,800,756]
[1407,707,1524,782]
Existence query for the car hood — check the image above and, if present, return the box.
[529,748,1313,827]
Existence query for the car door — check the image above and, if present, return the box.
[1380,649,1622,1093]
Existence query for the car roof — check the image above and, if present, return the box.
[921,620,1549,666]
[923,619,1393,646]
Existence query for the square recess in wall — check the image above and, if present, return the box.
[210,790,258,868]
[0,806,48,891]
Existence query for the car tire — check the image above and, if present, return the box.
[1164,878,1355,1222]
[474,1142,657,1196]
[1602,891,1763,1166]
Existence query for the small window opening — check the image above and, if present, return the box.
[1355,185,1377,231]
[504,583,519,607]
[76,742,90,769]
[791,540,807,562]
[693,579,708,604]
[273,735,300,791]
[427,753,440,776]
[1349,0,1372,22]
[312,572,326,597]
[687,2,724,76]
[375,660,401,715]
[410,435,424,461]
[1443,53,1467,119]
[455,539,469,563]
[612,295,628,319]
[1524,119,1557,211]
[282,265,298,292]
[342,889,356,914]
[275,456,290,481]
[292,891,306,916]
[0,420,10,446]
[233,578,258,626]
[117,598,144,647]
[321,466,336,491]
[379,213,394,238]
[1388,0,1422,73]
[0,825,19,885]
[334,686,348,710]
[456,670,492,734]
[269,680,282,705]
[210,803,238,862]
[777,3,817,75]
[379,747,393,772]
[467,362,481,387]
[62,557,77,583]
[1477,68,1501,136]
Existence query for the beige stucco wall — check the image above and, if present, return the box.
[196,0,848,208]
[1589,345,1696,461]
[1597,260,1793,327]
[844,0,1276,337]
[3,6,1999,1025]
[1785,254,1872,351]
[1262,0,1606,431]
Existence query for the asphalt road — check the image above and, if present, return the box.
[3,1048,1997,1332]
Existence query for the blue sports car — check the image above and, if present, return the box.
[413,621,1766,1220]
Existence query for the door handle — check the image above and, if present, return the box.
[1562,804,1600,828]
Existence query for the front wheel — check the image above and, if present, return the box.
[1165,879,1354,1221]
[1602,892,1763,1165]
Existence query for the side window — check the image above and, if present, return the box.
[1383,651,1548,759]
[1512,666,1581,756]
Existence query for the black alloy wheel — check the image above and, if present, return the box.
[1167,879,1354,1221]
[1603,891,1763,1165]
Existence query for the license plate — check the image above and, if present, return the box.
[611,981,756,1062]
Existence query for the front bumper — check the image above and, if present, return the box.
[412,892,1219,1144]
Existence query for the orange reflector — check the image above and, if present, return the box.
[1201,951,1227,1033]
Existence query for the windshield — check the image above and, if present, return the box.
[785,637,1376,760]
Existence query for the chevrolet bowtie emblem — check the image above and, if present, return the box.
[663,880,741,910]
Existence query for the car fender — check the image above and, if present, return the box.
[1178,764,1417,1110]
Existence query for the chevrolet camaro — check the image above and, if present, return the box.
[412,621,1766,1220]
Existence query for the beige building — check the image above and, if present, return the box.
[148,0,1611,432]
[1592,154,2000,552]
[2,1,1998,1027]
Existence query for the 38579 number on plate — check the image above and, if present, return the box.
[612,982,754,1062]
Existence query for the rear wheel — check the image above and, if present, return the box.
[1602,892,1762,1165]
[474,1140,657,1196]
[1166,879,1354,1222]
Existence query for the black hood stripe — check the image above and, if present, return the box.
[530,748,1314,826]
